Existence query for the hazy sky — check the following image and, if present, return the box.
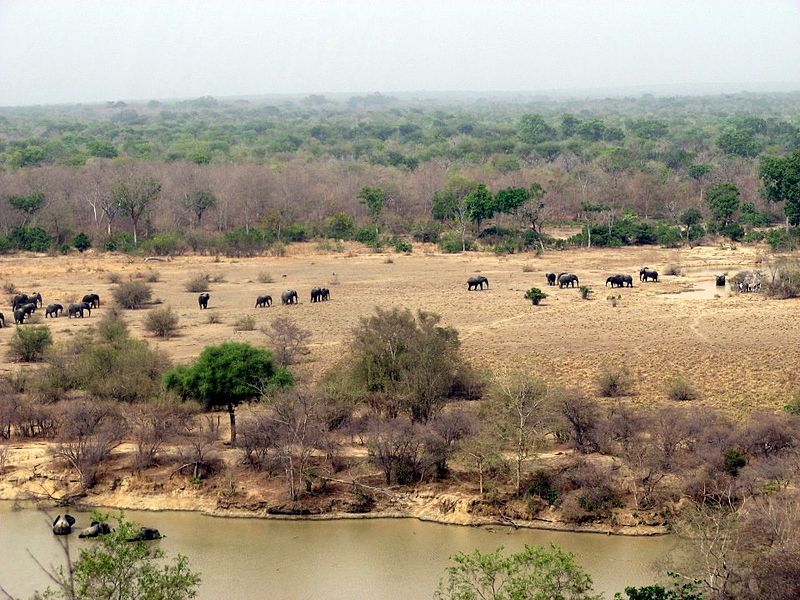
[1,0,799,106]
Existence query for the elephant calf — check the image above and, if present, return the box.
[68,302,91,318]
[45,303,63,318]
[546,273,557,286]
[255,295,272,308]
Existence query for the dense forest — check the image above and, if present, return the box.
[0,91,799,255]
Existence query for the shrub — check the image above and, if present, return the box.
[206,312,222,324]
[354,226,378,245]
[58,243,71,255]
[143,233,185,256]
[113,280,153,309]
[280,223,310,243]
[607,294,621,307]
[144,270,160,283]
[233,315,256,331]
[524,287,548,306]
[596,365,632,397]
[666,376,698,401]
[664,265,682,276]
[724,449,746,476]
[144,306,180,338]
[392,237,412,253]
[10,226,51,252]
[321,212,355,239]
[720,221,744,241]
[262,317,311,367]
[0,237,12,254]
[522,264,535,273]
[2,282,17,294]
[764,265,800,299]
[439,232,473,253]
[257,271,274,284]
[72,232,91,252]
[221,228,274,257]
[184,273,210,292]
[579,285,592,299]
[102,232,135,253]
[106,272,123,284]
[411,221,442,244]
[765,229,796,252]
[9,325,53,362]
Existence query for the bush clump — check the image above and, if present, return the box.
[9,325,53,362]
[113,280,153,309]
[184,273,211,292]
[524,288,548,306]
[596,365,633,397]
[233,315,256,331]
[665,376,698,401]
[144,306,180,338]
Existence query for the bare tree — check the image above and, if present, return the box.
[261,317,311,368]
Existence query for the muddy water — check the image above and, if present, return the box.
[0,502,677,599]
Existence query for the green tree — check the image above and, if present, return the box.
[110,177,161,246]
[580,202,611,249]
[760,151,800,229]
[72,232,91,252]
[718,127,760,157]
[8,191,45,226]
[435,544,601,600]
[33,513,199,600]
[432,176,480,251]
[358,186,387,237]
[464,184,495,231]
[164,342,292,443]
[706,183,740,226]
[182,190,217,227]
[518,113,557,144]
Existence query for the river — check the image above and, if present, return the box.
[0,502,677,599]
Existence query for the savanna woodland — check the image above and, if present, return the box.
[1,92,800,599]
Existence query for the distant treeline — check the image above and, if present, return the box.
[0,92,798,254]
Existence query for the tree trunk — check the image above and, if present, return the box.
[132,217,139,246]
[587,223,592,249]
[228,403,237,444]
[786,215,790,234]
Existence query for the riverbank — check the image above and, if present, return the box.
[0,440,668,537]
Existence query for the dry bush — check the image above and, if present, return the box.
[144,306,180,338]
[665,265,682,276]
[126,402,194,470]
[113,280,153,309]
[52,400,127,489]
[184,273,210,292]
[521,264,534,273]
[257,271,274,284]
[763,263,800,299]
[666,376,699,401]
[2,282,18,294]
[233,315,256,331]
[105,272,123,284]
[383,256,394,264]
[177,414,221,480]
[237,413,280,472]
[262,316,311,367]
[206,312,223,324]
[596,364,633,397]
[209,272,226,283]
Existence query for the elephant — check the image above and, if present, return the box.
[606,275,624,288]
[52,514,76,535]
[621,275,634,287]
[128,527,162,542]
[20,303,37,317]
[14,309,27,324]
[45,303,63,318]
[321,288,330,301]
[467,276,489,291]
[12,292,42,310]
[255,295,272,308]
[310,287,323,303]
[198,293,210,309]
[68,302,91,318]
[82,293,100,308]
[716,275,726,287]
[546,273,557,286]
[281,290,298,305]
[79,521,112,538]
[0,312,4,328]
[640,268,659,282]
[558,273,579,288]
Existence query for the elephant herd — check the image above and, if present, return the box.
[52,514,161,541]
[1,292,100,327]
[196,287,331,310]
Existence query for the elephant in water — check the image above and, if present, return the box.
[716,275,726,287]
[546,273,556,286]
[467,276,488,291]
[128,527,162,542]
[82,293,100,308]
[45,303,63,318]
[281,290,298,305]
[79,521,112,538]
[53,514,76,535]
[255,295,272,308]
[558,273,579,288]
[198,293,210,309]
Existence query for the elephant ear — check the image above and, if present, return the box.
[53,515,61,526]
[66,515,76,526]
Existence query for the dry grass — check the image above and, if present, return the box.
[0,243,793,416]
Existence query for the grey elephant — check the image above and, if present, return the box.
[79,521,112,538]
[558,273,579,288]
[53,514,76,535]
[0,312,4,327]
[621,274,634,287]
[467,276,489,291]
[45,303,63,318]
[82,293,100,308]
[310,287,323,303]
[716,275,726,286]
[198,293,210,309]
[19,303,37,318]
[606,275,624,288]
[12,292,42,310]
[68,302,91,318]
[546,273,557,286]
[640,268,659,282]
[14,308,27,324]
[321,288,330,301]
[281,290,298,305]
[255,295,272,308]
[127,527,162,542]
